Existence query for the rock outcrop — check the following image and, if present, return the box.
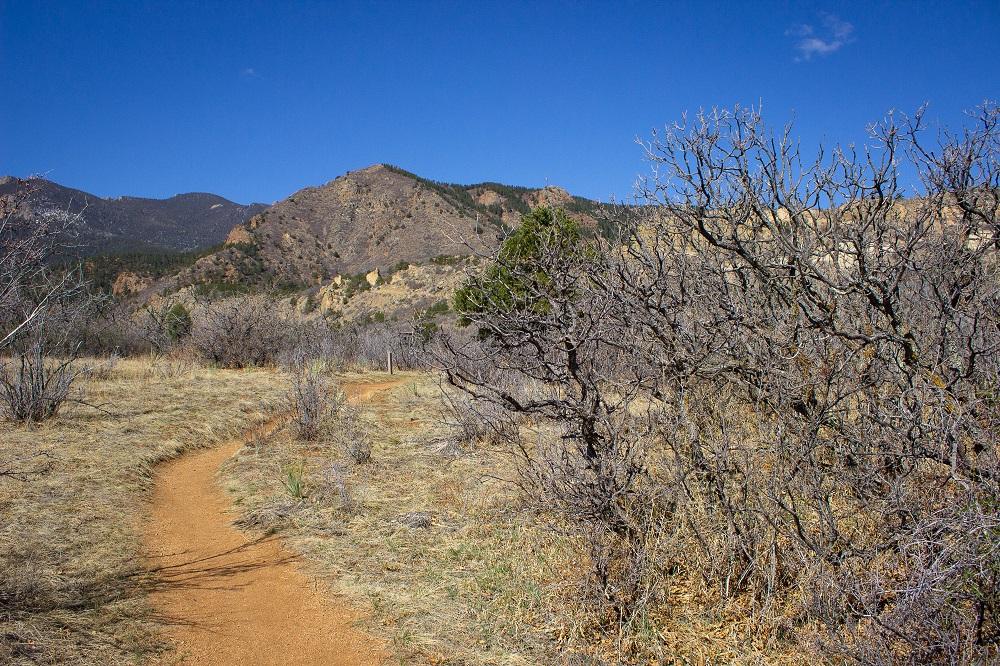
[112,271,153,296]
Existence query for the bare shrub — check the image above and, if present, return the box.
[274,316,430,373]
[0,183,95,426]
[437,103,1000,663]
[337,405,372,464]
[189,294,287,368]
[277,318,337,367]
[324,463,357,513]
[0,340,86,422]
[323,321,427,371]
[128,300,193,357]
[0,332,93,423]
[616,103,1000,662]
[0,181,86,351]
[439,384,518,450]
[287,357,344,440]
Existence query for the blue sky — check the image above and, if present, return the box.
[2,1,997,204]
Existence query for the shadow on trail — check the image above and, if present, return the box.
[143,534,299,593]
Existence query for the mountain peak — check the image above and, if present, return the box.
[178,166,604,291]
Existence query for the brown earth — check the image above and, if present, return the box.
[143,378,401,665]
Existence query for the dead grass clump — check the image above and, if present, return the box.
[233,497,306,533]
[337,404,373,464]
[322,463,358,514]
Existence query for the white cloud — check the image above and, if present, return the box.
[241,67,257,78]
[786,23,813,38]
[787,13,854,61]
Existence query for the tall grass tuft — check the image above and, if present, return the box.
[282,461,306,498]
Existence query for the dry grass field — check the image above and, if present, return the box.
[220,372,804,665]
[221,371,574,665]
[0,358,287,665]
[1,358,811,665]
[0,360,568,665]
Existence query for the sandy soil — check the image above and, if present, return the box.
[143,378,401,665]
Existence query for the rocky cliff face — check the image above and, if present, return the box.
[111,271,153,296]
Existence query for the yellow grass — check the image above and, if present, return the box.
[0,357,286,665]
[222,371,571,665]
[221,370,815,665]
[2,358,811,665]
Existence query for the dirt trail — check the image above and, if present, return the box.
[143,378,402,665]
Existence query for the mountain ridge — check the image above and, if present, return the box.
[177,163,606,290]
[0,176,267,254]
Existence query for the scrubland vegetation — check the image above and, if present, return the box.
[432,103,1000,664]
[1,103,998,664]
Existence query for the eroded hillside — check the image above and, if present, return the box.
[177,164,603,291]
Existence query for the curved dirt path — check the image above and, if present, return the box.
[143,378,401,665]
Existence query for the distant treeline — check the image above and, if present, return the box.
[79,246,221,293]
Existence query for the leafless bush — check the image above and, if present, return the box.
[189,294,287,368]
[127,300,193,357]
[336,405,372,464]
[287,356,344,440]
[321,321,428,371]
[0,340,86,422]
[439,382,518,450]
[617,102,1000,662]
[0,184,98,428]
[273,314,434,373]
[277,319,338,367]
[324,463,357,513]
[436,103,1000,662]
[0,181,86,352]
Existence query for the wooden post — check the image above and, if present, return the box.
[387,349,394,375]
